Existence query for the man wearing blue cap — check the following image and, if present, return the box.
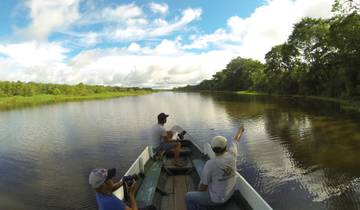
[89,168,138,210]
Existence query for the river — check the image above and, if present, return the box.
[0,92,359,210]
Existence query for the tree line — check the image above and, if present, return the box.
[177,1,360,100]
[0,81,151,97]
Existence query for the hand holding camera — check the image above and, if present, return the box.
[123,174,138,186]
[123,174,138,197]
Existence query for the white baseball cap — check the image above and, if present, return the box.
[89,168,116,189]
[211,136,227,149]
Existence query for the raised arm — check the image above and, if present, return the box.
[234,126,245,143]
[227,126,245,157]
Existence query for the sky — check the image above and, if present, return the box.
[0,0,334,88]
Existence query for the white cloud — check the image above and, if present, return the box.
[16,1,200,45]
[20,0,80,40]
[0,41,67,67]
[64,6,201,45]
[68,48,232,88]
[149,2,169,14]
[149,8,202,37]
[105,8,202,42]
[101,4,143,22]
[127,43,141,52]
[0,40,235,88]
[0,41,72,83]
[2,0,335,88]
[63,40,234,88]
[83,32,99,46]
[185,0,333,61]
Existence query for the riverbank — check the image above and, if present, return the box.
[0,90,153,111]
[236,91,360,112]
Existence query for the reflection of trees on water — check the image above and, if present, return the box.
[201,93,276,120]
[208,92,360,176]
[205,93,360,207]
[263,108,360,176]
[262,106,360,206]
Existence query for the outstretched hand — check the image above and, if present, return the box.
[235,126,245,142]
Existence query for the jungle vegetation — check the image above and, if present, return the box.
[0,81,152,110]
[177,0,360,100]
[0,81,151,97]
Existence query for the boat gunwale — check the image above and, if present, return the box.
[113,146,152,200]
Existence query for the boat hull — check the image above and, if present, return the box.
[113,129,272,210]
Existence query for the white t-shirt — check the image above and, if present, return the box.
[200,139,239,203]
[151,124,167,147]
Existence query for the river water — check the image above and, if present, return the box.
[0,92,359,210]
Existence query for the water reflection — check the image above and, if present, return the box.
[0,92,359,210]
[197,93,360,209]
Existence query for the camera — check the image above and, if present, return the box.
[123,174,139,186]
[177,130,186,140]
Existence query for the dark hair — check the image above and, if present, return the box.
[212,147,226,154]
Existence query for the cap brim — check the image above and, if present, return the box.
[106,168,116,180]
[165,114,169,117]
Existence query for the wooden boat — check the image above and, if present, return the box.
[113,126,273,210]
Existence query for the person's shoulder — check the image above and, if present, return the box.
[151,123,160,130]
[96,193,124,209]
[223,152,237,162]
[96,193,111,200]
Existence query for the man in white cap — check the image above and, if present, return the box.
[185,126,245,210]
[89,168,138,210]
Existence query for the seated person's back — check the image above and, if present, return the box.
[202,144,237,203]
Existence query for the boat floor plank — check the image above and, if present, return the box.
[160,175,195,210]
[160,176,174,210]
[185,175,195,192]
[164,157,193,170]
[174,175,188,210]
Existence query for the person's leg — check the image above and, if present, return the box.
[161,142,184,166]
[174,142,181,161]
[171,142,185,166]
[185,191,217,210]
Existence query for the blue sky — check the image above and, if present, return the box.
[0,0,334,88]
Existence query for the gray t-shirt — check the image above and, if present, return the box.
[200,139,238,203]
[151,124,166,148]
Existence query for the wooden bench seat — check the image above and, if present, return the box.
[136,161,162,207]
[165,146,192,156]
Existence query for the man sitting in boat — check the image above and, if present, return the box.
[185,127,245,210]
[89,168,138,210]
[151,112,184,166]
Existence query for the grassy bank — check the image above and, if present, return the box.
[0,90,152,111]
[236,91,360,112]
